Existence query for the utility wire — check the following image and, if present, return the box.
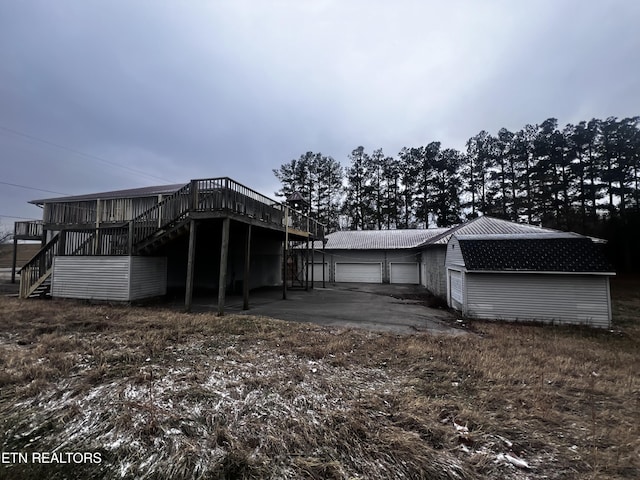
[0,125,174,184]
[0,181,70,196]
[0,214,40,220]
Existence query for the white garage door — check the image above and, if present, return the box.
[335,263,382,283]
[307,263,328,281]
[390,263,419,284]
[449,270,463,305]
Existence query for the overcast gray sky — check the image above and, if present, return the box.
[1,0,639,231]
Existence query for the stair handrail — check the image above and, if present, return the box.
[130,182,191,246]
[19,233,60,298]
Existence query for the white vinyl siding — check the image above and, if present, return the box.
[390,262,419,284]
[52,256,130,300]
[335,262,382,283]
[464,273,611,328]
[52,256,167,301]
[446,237,465,266]
[422,246,447,296]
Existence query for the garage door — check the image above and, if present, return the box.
[335,263,382,283]
[449,270,463,307]
[307,263,328,281]
[390,262,419,284]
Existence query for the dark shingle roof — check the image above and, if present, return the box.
[30,184,187,205]
[456,236,614,273]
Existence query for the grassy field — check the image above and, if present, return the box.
[0,277,638,479]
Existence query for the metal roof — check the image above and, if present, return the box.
[420,216,563,246]
[455,235,614,273]
[313,228,450,250]
[29,183,187,205]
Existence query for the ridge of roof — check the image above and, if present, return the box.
[317,228,450,250]
[419,216,564,246]
[454,232,581,241]
[29,183,187,205]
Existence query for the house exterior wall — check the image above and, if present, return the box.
[464,273,612,328]
[421,245,447,297]
[52,256,168,301]
[52,256,131,300]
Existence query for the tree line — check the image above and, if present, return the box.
[275,116,640,234]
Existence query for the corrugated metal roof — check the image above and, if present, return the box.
[30,183,187,205]
[456,235,614,273]
[422,216,562,246]
[315,228,450,250]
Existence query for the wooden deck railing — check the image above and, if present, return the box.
[14,220,43,239]
[128,177,323,247]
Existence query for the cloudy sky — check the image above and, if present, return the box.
[1,0,639,231]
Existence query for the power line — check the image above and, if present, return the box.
[0,125,174,184]
[0,181,70,196]
[0,214,40,220]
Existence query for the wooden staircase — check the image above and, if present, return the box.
[135,219,191,254]
[19,234,59,298]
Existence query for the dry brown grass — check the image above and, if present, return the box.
[0,277,638,479]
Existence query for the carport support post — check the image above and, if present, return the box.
[185,219,197,312]
[282,206,288,300]
[305,237,309,291]
[242,224,251,310]
[282,242,287,300]
[322,250,326,288]
[311,238,315,289]
[11,236,17,283]
[217,217,230,316]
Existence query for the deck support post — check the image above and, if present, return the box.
[217,217,231,316]
[190,180,199,210]
[94,199,101,255]
[11,236,17,284]
[59,230,66,256]
[185,219,197,312]
[242,224,251,310]
[128,221,134,255]
[39,228,47,276]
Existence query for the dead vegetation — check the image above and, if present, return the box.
[0,277,638,479]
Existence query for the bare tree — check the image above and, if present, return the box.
[0,228,12,244]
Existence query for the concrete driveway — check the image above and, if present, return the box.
[191,283,465,335]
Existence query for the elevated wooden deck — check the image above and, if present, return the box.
[18,177,325,309]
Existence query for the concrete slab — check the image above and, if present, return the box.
[187,283,465,335]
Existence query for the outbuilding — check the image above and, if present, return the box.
[419,216,565,298]
[309,229,449,284]
[445,233,615,328]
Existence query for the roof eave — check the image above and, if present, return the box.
[466,269,616,275]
